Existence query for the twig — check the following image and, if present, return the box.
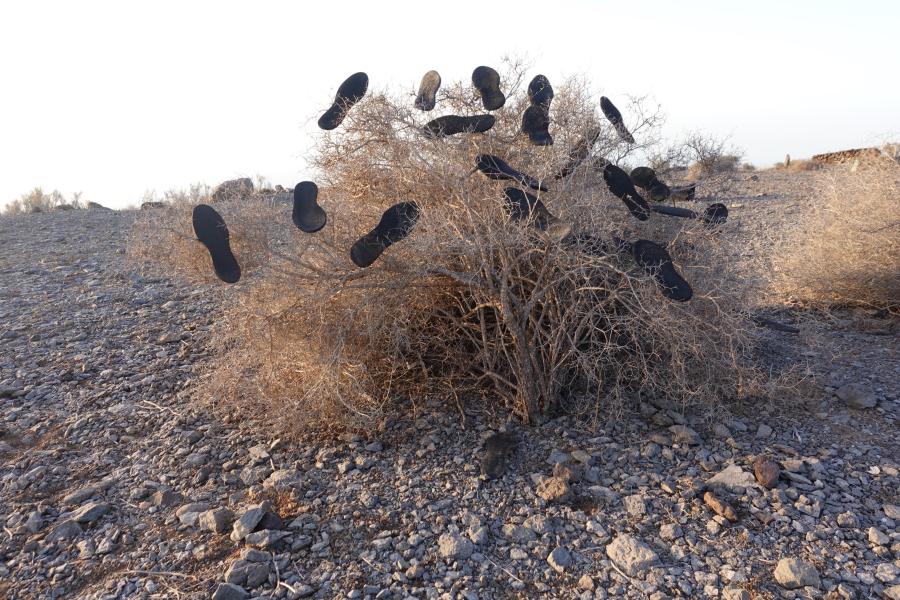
[139,400,183,418]
[120,570,196,579]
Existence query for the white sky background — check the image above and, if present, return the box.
[1,0,898,209]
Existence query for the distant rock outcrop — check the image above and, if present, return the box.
[211,178,254,202]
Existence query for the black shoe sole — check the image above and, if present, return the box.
[350,202,420,268]
[600,96,635,143]
[415,70,441,111]
[649,202,728,227]
[521,105,553,146]
[671,184,696,202]
[318,72,369,130]
[192,204,241,283]
[650,204,697,219]
[476,154,547,192]
[648,181,671,202]
[503,187,554,230]
[555,128,602,179]
[601,164,649,220]
[702,203,728,225]
[631,240,692,302]
[527,75,554,109]
[630,167,658,190]
[472,66,505,111]
[292,181,326,233]
[424,114,495,138]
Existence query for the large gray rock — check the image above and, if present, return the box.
[47,519,83,542]
[70,501,109,524]
[707,464,757,492]
[225,559,269,588]
[835,382,877,408]
[200,508,234,534]
[606,534,658,576]
[231,503,269,542]
[438,533,474,559]
[212,582,249,600]
[547,546,573,573]
[774,557,820,589]
[211,178,254,202]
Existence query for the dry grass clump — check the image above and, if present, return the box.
[3,188,85,215]
[131,62,772,431]
[772,162,900,309]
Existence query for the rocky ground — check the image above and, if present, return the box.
[1,172,898,600]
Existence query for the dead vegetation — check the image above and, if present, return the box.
[131,61,775,433]
[3,187,85,215]
[772,160,900,310]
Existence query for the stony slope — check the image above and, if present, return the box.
[0,179,898,600]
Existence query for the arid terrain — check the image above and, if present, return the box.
[1,168,898,600]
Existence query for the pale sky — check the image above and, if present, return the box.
[1,0,898,209]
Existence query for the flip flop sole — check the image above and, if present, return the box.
[292,181,326,233]
[602,164,649,220]
[415,70,441,111]
[472,66,505,111]
[476,154,548,192]
[503,187,553,229]
[600,96,635,143]
[318,72,369,130]
[521,105,553,146]
[650,204,698,219]
[527,75,554,109]
[631,239,692,302]
[192,204,241,283]
[350,202,420,268]
[671,184,696,202]
[702,203,728,225]
[629,167,658,189]
[424,114,495,138]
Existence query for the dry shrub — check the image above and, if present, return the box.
[129,193,279,281]
[772,161,900,309]
[131,61,773,432]
[774,159,821,172]
[3,188,85,215]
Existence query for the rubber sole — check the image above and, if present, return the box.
[292,181,326,233]
[476,154,547,192]
[648,181,671,202]
[649,202,728,227]
[192,204,241,283]
[424,114,495,138]
[702,203,728,225]
[521,105,553,146]
[600,96,635,143]
[350,202,420,268]
[318,72,369,130]
[671,184,696,202]
[472,66,505,111]
[415,70,441,111]
[631,239,693,302]
[503,187,554,230]
[601,164,649,220]
[629,167,658,189]
[527,75,554,109]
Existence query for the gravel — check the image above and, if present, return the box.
[1,184,898,598]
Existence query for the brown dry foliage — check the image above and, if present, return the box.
[772,161,900,309]
[130,61,774,433]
